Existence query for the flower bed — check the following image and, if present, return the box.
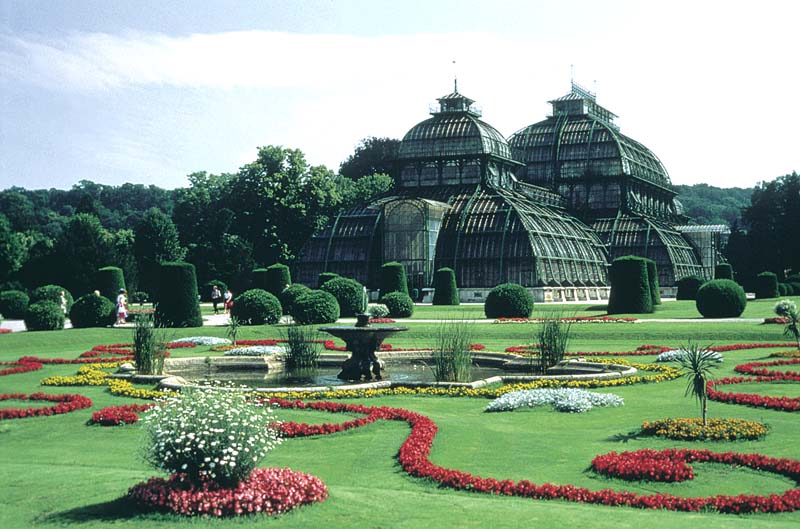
[771,350,800,358]
[171,336,231,346]
[0,328,12,334]
[495,316,637,324]
[640,418,769,441]
[485,388,624,413]
[223,345,286,356]
[0,392,92,420]
[128,467,327,517]
[591,449,694,482]
[707,377,800,412]
[0,358,43,377]
[656,349,723,363]
[734,359,800,377]
[89,404,153,426]
[270,398,800,514]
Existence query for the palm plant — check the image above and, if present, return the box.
[676,341,721,426]
[226,316,241,345]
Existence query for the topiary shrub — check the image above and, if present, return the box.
[69,294,115,328]
[251,268,269,291]
[0,290,29,319]
[280,284,312,316]
[696,279,747,318]
[155,262,203,328]
[264,264,292,296]
[676,276,705,301]
[789,282,800,295]
[291,290,340,325]
[714,263,734,280]
[645,259,661,306]
[432,267,460,306]
[230,289,282,325]
[24,301,65,331]
[202,280,228,302]
[755,272,779,299]
[484,283,534,319]
[96,266,126,301]
[607,256,653,314]
[379,262,408,296]
[787,274,800,283]
[779,283,791,296]
[380,291,414,318]
[317,272,339,288]
[320,277,366,317]
[30,284,73,313]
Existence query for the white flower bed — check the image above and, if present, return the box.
[223,346,286,357]
[172,336,232,346]
[486,388,624,413]
[656,349,723,363]
[367,304,390,318]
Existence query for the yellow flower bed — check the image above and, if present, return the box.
[40,363,172,400]
[770,350,800,358]
[107,378,174,399]
[640,417,769,441]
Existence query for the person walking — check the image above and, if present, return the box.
[211,285,222,314]
[115,288,128,325]
[223,289,233,315]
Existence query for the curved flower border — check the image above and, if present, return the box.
[640,417,768,441]
[591,449,694,482]
[89,404,154,426]
[0,392,92,420]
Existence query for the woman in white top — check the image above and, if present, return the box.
[115,289,128,325]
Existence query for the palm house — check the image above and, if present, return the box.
[295,82,726,301]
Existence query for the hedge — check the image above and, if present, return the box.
[676,276,705,301]
[264,264,292,296]
[696,279,747,318]
[778,283,792,296]
[484,283,534,319]
[379,262,408,296]
[24,301,65,331]
[789,282,800,296]
[280,284,312,316]
[251,268,269,291]
[432,268,460,306]
[30,285,73,314]
[754,272,779,299]
[714,263,734,280]
[321,277,366,317]
[230,289,282,325]
[69,294,115,328]
[607,256,653,314]
[96,266,126,301]
[645,259,661,305]
[380,291,414,318]
[317,272,339,288]
[292,290,340,325]
[0,290,29,319]
[154,262,203,328]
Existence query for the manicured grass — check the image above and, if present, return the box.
[1,324,799,528]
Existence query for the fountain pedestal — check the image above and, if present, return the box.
[319,315,408,381]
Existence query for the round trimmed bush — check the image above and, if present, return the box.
[280,284,312,316]
[676,276,705,301]
[96,266,126,301]
[0,290,29,319]
[484,283,533,319]
[432,268,460,306]
[230,288,282,325]
[380,291,414,318]
[155,262,203,328]
[778,283,791,296]
[317,272,339,288]
[69,294,115,328]
[202,280,228,302]
[607,256,653,314]
[379,262,408,296]
[696,279,747,318]
[645,259,661,305]
[264,264,292,296]
[320,277,366,317]
[755,272,779,299]
[292,290,340,325]
[714,263,734,280]
[30,285,73,313]
[24,301,65,331]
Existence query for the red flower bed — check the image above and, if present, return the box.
[0,328,12,334]
[0,359,43,377]
[0,392,92,420]
[90,404,154,426]
[369,318,396,323]
[269,397,800,514]
[234,338,484,353]
[764,317,789,324]
[734,359,800,378]
[128,467,328,517]
[707,376,800,412]
[495,316,637,324]
[504,344,671,356]
[592,450,694,482]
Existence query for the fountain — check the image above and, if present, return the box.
[318,314,408,381]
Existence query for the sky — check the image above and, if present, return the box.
[0,0,797,191]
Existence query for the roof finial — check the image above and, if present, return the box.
[570,64,574,84]
[453,59,458,93]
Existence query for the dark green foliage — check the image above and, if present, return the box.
[779,283,791,296]
[645,259,661,305]
[69,294,115,328]
[251,268,269,290]
[484,283,534,318]
[30,285,73,313]
[154,262,202,328]
[714,263,734,280]
[317,272,339,288]
[280,284,312,316]
[338,137,401,181]
[282,325,321,369]
[24,301,65,331]
[0,290,29,319]
[673,183,752,226]
[130,291,149,305]
[201,280,227,302]
[230,288,282,325]
[696,279,747,318]
[96,266,126,301]
[755,272,779,299]
[134,208,186,297]
[380,291,414,318]
[432,268,460,306]
[788,274,800,282]
[607,256,653,314]
[291,290,340,325]
[51,213,115,296]
[676,276,705,300]
[379,262,408,296]
[789,282,800,295]
[320,277,366,317]
[264,264,292,296]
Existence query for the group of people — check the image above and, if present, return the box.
[210,285,233,315]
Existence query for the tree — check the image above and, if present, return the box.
[134,208,186,296]
[51,213,114,296]
[0,214,28,282]
[677,342,721,426]
[339,137,400,181]
[336,173,394,211]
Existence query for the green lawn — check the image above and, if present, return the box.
[1,322,799,528]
